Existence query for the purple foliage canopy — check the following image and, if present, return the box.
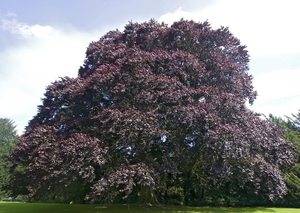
[11,20,296,203]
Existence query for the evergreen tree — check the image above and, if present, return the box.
[0,118,18,198]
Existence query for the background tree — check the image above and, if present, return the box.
[10,20,296,205]
[269,112,300,206]
[0,118,18,198]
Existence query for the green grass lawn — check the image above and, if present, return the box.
[0,202,299,213]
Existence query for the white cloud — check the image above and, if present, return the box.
[159,0,300,56]
[159,7,194,23]
[1,18,55,39]
[0,18,103,134]
[250,69,300,117]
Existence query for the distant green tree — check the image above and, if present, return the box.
[269,113,300,206]
[288,110,300,131]
[0,118,19,198]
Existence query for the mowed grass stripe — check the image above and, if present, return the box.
[0,202,300,213]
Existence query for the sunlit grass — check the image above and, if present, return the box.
[0,202,299,213]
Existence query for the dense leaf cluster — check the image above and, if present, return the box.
[11,20,296,204]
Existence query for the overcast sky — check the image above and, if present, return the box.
[1,0,300,134]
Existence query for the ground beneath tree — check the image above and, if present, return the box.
[0,202,299,213]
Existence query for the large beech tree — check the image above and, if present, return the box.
[11,20,296,204]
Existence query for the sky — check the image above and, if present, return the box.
[1,0,300,134]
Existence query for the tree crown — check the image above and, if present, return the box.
[11,20,295,204]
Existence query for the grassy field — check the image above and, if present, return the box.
[0,202,299,213]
